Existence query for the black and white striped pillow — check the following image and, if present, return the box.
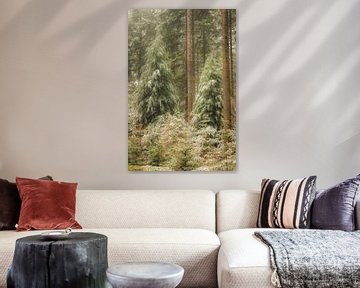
[257,176,316,229]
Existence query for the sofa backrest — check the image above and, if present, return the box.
[216,190,260,233]
[76,190,216,231]
[217,190,360,233]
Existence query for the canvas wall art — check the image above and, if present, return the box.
[128,9,236,171]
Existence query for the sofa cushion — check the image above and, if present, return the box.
[218,228,278,288]
[311,174,360,231]
[216,190,260,233]
[105,228,219,288]
[76,190,216,231]
[0,228,220,288]
[16,177,82,231]
[257,176,316,229]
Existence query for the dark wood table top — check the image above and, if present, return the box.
[16,232,107,244]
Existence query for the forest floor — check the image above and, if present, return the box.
[128,163,235,172]
[128,165,171,171]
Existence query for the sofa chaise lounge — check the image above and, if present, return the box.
[216,190,360,288]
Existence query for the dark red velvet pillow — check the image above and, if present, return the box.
[0,176,53,230]
[16,177,82,231]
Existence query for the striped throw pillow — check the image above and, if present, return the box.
[257,176,317,229]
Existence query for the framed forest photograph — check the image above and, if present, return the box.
[128,9,236,171]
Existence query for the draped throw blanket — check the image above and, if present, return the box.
[255,230,360,288]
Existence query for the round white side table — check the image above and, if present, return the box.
[106,262,184,288]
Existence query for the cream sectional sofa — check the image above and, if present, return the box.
[0,190,220,288]
[1,189,359,288]
[216,190,360,288]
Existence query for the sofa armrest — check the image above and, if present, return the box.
[356,200,360,230]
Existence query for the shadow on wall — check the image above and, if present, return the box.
[0,0,359,184]
[43,1,127,56]
[1,0,359,137]
[0,0,143,57]
[0,0,71,36]
[237,0,360,144]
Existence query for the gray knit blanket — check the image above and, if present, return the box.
[255,230,360,288]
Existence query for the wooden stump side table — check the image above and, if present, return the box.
[7,232,108,288]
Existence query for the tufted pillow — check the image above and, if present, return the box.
[311,174,360,231]
[16,177,82,231]
[257,176,317,229]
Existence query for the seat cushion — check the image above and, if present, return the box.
[0,228,220,288]
[103,228,220,288]
[218,228,280,288]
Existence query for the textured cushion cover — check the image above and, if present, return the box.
[257,176,316,229]
[218,228,276,288]
[216,190,260,233]
[16,177,81,231]
[311,174,360,231]
[0,228,220,288]
[76,190,216,231]
[0,176,52,230]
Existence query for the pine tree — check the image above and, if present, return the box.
[221,9,231,129]
[159,10,187,114]
[128,9,159,81]
[135,32,177,126]
[193,56,223,130]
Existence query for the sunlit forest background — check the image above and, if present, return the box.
[128,9,236,171]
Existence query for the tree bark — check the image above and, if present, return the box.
[7,232,108,288]
[221,10,231,129]
[186,9,195,121]
[184,11,188,115]
[202,27,206,67]
[228,10,234,124]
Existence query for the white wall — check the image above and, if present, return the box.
[0,0,359,191]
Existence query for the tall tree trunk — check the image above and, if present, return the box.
[228,10,235,126]
[202,27,206,67]
[195,51,197,95]
[228,10,234,108]
[184,12,188,115]
[186,9,195,121]
[221,9,231,129]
